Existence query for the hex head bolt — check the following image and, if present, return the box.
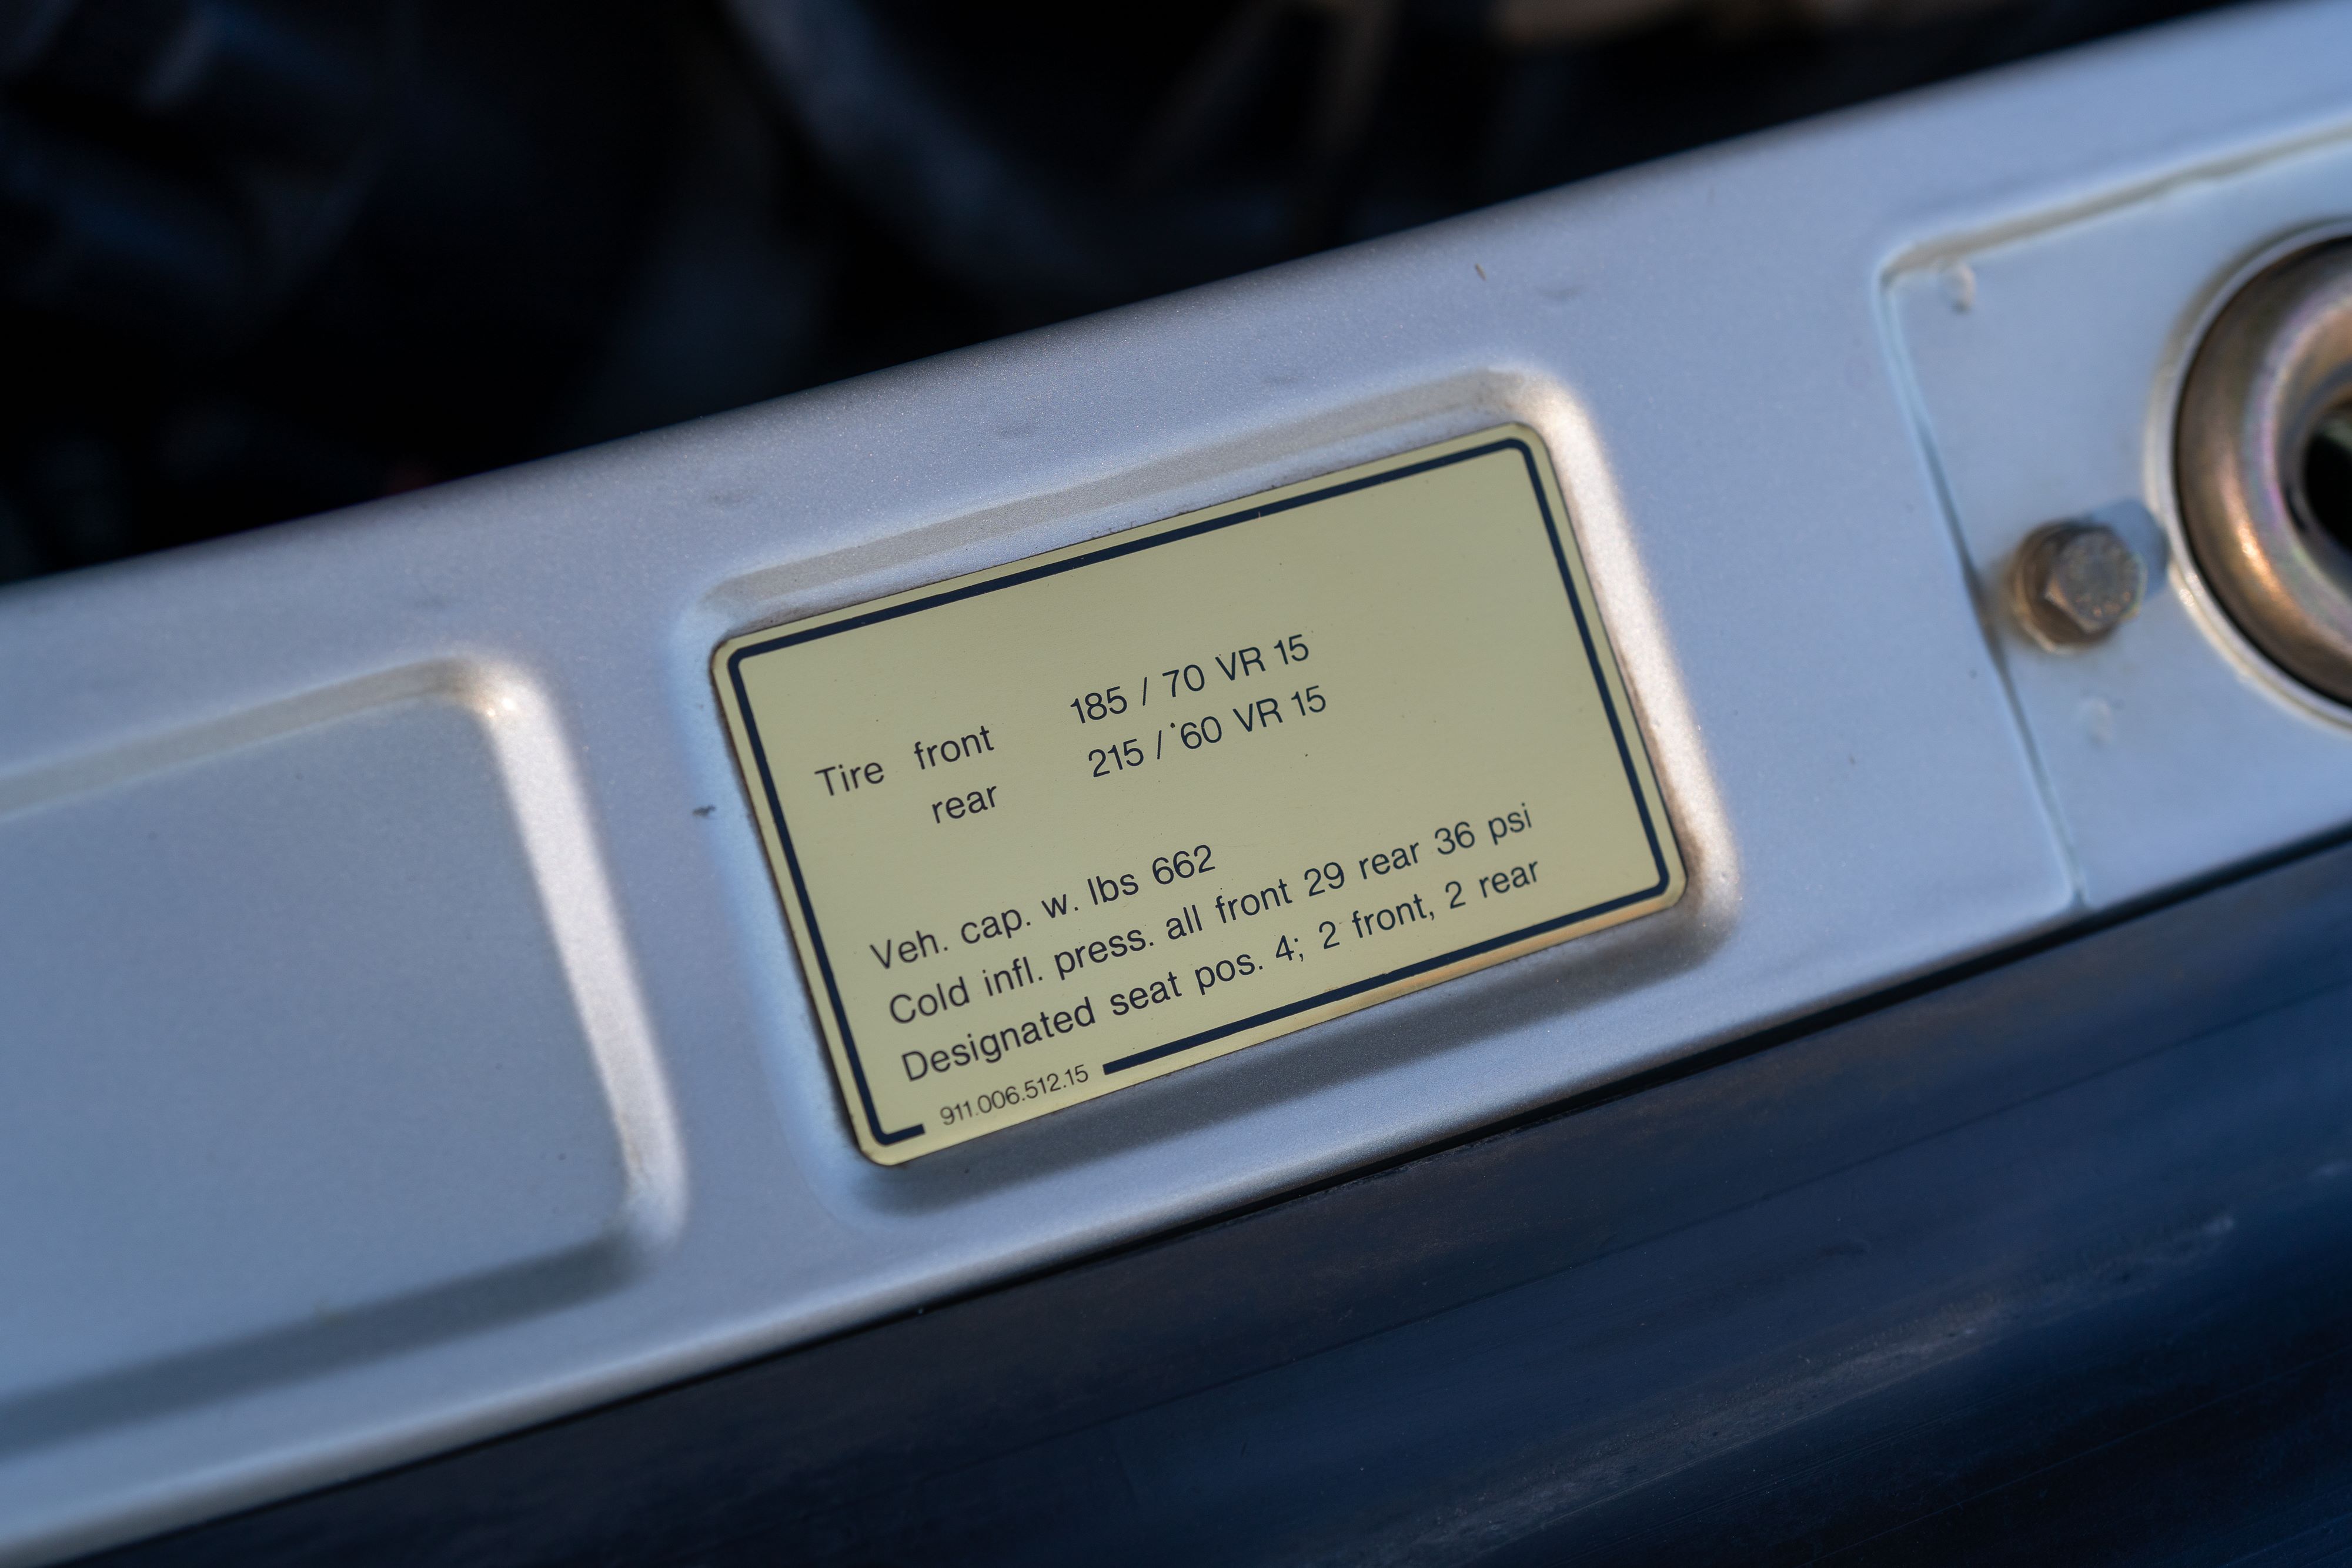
[2012,521,2146,647]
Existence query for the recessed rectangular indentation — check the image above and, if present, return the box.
[715,426,1683,1165]
[0,667,677,1445]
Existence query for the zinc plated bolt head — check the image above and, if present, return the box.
[2012,521,2146,647]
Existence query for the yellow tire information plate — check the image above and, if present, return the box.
[714,426,1683,1163]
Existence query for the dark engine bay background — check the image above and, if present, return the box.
[0,0,2222,584]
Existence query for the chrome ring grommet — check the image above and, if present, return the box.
[2177,242,2352,704]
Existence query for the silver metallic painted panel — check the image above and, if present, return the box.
[0,671,667,1442]
[1,1,2347,1558]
